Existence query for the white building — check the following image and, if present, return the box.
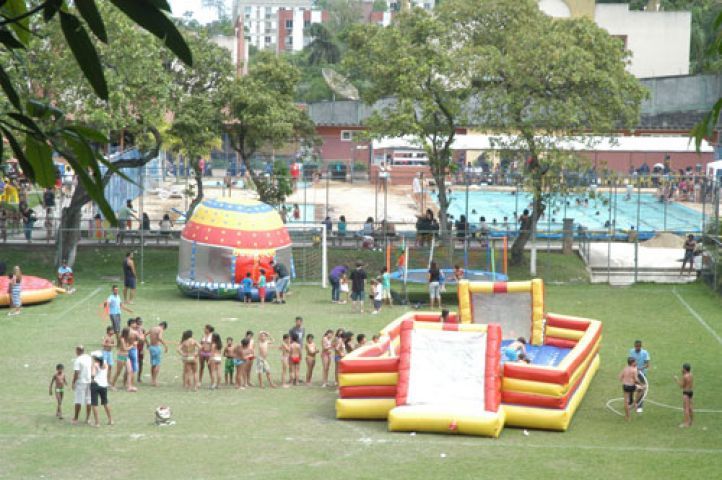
[538,1,691,79]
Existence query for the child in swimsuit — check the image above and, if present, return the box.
[321,330,334,387]
[102,327,115,385]
[333,330,346,386]
[48,364,67,419]
[209,333,223,390]
[223,337,234,386]
[111,328,133,391]
[177,330,200,391]
[198,325,214,387]
[619,357,645,421]
[675,363,694,428]
[290,338,301,386]
[256,331,275,389]
[233,340,248,390]
[305,334,318,385]
[339,274,349,304]
[241,339,254,388]
[280,334,291,388]
[245,331,255,387]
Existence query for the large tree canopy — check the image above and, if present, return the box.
[444,0,646,266]
[224,53,317,206]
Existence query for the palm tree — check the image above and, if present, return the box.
[306,24,341,65]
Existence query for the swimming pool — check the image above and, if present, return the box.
[284,203,316,223]
[440,190,705,235]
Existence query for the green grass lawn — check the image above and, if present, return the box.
[1,249,722,479]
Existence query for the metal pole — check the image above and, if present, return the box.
[634,178,641,283]
[464,170,469,270]
[374,171,378,224]
[140,162,145,285]
[325,171,330,219]
[303,176,307,224]
[384,175,388,244]
[606,176,613,284]
[321,222,327,288]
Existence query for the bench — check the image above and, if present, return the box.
[116,230,178,245]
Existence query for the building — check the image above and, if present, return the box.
[538,0,691,78]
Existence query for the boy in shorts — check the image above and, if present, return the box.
[619,357,645,421]
[101,327,115,386]
[241,272,253,305]
[256,331,275,388]
[257,269,267,306]
[223,337,234,385]
[233,340,247,390]
[241,337,254,388]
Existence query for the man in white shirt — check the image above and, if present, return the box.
[72,345,93,424]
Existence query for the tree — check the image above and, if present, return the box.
[166,31,233,217]
[19,3,185,265]
[318,0,364,35]
[306,23,341,65]
[445,0,646,266]
[0,0,191,222]
[345,8,471,235]
[691,8,722,149]
[224,53,317,206]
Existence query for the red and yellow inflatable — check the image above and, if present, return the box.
[0,275,58,306]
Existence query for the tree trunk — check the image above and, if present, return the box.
[55,184,90,267]
[239,152,277,205]
[186,161,204,218]
[510,182,545,266]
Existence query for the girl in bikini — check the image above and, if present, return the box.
[209,332,223,390]
[198,325,214,387]
[280,334,291,388]
[177,330,200,391]
[321,330,334,387]
[302,334,317,385]
[333,329,346,386]
[111,328,134,391]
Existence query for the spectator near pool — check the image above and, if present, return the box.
[337,215,347,238]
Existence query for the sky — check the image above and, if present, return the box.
[168,0,223,24]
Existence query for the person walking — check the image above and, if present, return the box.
[329,265,348,303]
[123,252,137,304]
[103,285,133,340]
[71,345,92,425]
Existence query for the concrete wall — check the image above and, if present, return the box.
[594,4,690,78]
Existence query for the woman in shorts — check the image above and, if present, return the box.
[90,354,112,426]
[428,261,442,309]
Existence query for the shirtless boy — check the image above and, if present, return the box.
[126,318,142,390]
[280,334,291,388]
[49,364,67,419]
[146,321,168,386]
[619,357,646,421]
[134,318,146,383]
[223,337,235,385]
[290,337,302,386]
[675,363,694,428]
[256,331,275,388]
[321,330,334,387]
[245,331,255,386]
[102,327,115,384]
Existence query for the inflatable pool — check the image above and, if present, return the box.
[390,268,507,283]
[0,275,58,306]
[335,279,602,435]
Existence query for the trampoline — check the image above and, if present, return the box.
[390,268,508,283]
[500,339,571,367]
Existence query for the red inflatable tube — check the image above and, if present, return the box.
[355,341,391,358]
[485,323,502,411]
[395,319,414,406]
[545,314,590,331]
[339,385,397,398]
[502,353,595,409]
[339,357,399,374]
[544,337,578,349]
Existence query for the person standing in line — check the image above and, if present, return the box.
[349,261,367,314]
[146,321,168,387]
[289,316,305,375]
[8,265,22,316]
[103,285,133,341]
[134,317,146,384]
[680,234,696,276]
[329,265,348,304]
[122,252,137,304]
[270,259,290,304]
[628,340,650,413]
[90,353,112,426]
[71,345,92,425]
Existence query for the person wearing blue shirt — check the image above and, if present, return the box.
[241,273,253,304]
[629,340,650,412]
[103,285,132,339]
[57,259,75,293]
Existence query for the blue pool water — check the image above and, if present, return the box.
[441,190,704,234]
[500,339,571,367]
[284,203,316,223]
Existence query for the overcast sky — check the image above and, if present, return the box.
[168,0,223,24]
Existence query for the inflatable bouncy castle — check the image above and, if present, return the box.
[0,275,58,306]
[176,198,291,301]
[335,279,601,437]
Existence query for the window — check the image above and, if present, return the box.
[285,19,293,29]
[424,3,431,9]
[265,36,272,44]
[304,20,310,28]
[340,130,355,142]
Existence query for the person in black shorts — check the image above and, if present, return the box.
[123,252,137,303]
[680,234,696,276]
[349,261,367,314]
[619,357,645,421]
[675,363,694,428]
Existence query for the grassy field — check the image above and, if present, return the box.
[1,248,721,479]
